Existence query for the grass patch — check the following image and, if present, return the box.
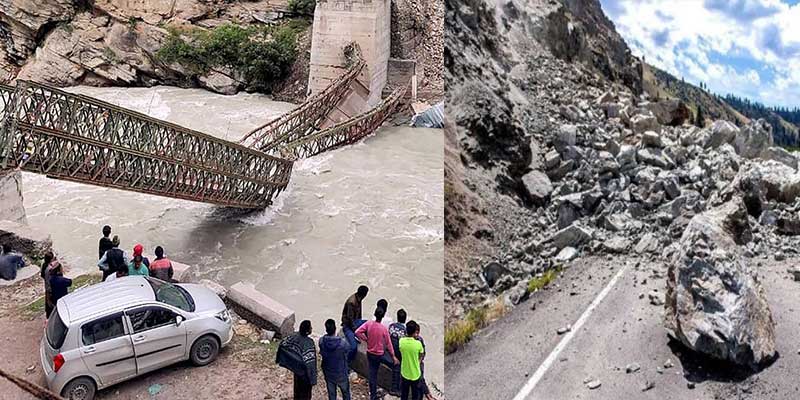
[527,267,561,293]
[444,299,506,354]
[21,273,102,317]
[156,22,299,93]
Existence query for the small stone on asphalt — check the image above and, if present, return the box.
[586,379,602,390]
[625,362,641,373]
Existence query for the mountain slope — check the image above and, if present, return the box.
[642,63,800,146]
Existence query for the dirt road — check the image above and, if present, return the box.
[446,255,800,399]
[0,275,370,400]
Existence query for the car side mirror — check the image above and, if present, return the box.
[175,315,184,327]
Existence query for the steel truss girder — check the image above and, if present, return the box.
[279,83,408,160]
[238,60,366,152]
[0,81,293,209]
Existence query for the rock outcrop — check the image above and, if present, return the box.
[0,172,26,224]
[665,200,776,368]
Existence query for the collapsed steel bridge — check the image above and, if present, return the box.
[0,59,408,209]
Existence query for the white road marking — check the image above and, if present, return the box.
[511,262,632,400]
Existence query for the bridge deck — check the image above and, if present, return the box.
[0,82,293,209]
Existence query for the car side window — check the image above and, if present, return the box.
[82,314,125,346]
[128,307,177,333]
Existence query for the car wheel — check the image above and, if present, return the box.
[61,377,96,400]
[190,334,220,366]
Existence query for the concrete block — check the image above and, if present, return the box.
[228,282,295,338]
[199,279,227,299]
[350,340,394,390]
[171,261,195,283]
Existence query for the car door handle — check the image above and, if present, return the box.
[83,346,96,354]
[133,335,146,343]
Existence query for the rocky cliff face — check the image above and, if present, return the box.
[445,0,645,320]
[1,0,444,101]
[1,0,303,95]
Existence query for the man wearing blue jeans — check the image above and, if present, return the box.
[320,319,351,400]
[356,307,399,400]
[388,309,408,395]
[342,285,369,363]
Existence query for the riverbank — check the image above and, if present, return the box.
[0,272,372,400]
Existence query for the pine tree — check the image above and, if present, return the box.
[695,106,705,127]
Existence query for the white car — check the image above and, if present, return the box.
[41,275,233,400]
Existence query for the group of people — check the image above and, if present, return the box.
[277,285,435,400]
[97,225,175,282]
[36,224,177,319]
[0,238,72,319]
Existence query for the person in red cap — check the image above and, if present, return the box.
[132,244,150,268]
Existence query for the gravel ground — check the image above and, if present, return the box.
[0,274,371,400]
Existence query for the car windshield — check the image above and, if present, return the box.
[46,307,68,349]
[145,277,195,312]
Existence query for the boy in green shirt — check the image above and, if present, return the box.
[398,320,424,400]
[128,255,150,277]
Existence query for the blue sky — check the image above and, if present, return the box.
[600,0,800,108]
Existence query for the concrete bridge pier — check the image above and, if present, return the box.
[309,0,391,125]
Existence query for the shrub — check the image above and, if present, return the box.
[287,0,316,15]
[527,267,560,293]
[156,23,299,92]
[443,299,506,354]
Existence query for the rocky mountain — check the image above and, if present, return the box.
[0,0,309,96]
[446,0,795,369]
[644,63,800,146]
[1,0,445,101]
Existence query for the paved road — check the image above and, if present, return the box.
[446,254,800,399]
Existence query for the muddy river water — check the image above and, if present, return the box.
[19,86,444,388]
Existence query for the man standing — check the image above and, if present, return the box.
[128,255,149,276]
[341,285,369,362]
[98,225,113,259]
[132,244,150,268]
[0,244,25,281]
[98,235,128,280]
[49,261,72,309]
[276,320,317,400]
[399,321,424,400]
[319,319,351,400]
[149,246,174,281]
[388,309,408,395]
[355,307,398,400]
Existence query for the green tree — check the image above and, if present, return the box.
[695,105,705,127]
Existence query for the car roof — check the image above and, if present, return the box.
[59,276,155,324]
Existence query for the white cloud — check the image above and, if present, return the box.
[605,0,800,107]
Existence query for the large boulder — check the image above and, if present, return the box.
[630,113,659,134]
[521,170,553,204]
[645,99,690,127]
[734,119,773,159]
[705,120,739,149]
[665,199,776,368]
[549,224,592,250]
[0,0,76,63]
[760,146,797,170]
[554,124,577,153]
